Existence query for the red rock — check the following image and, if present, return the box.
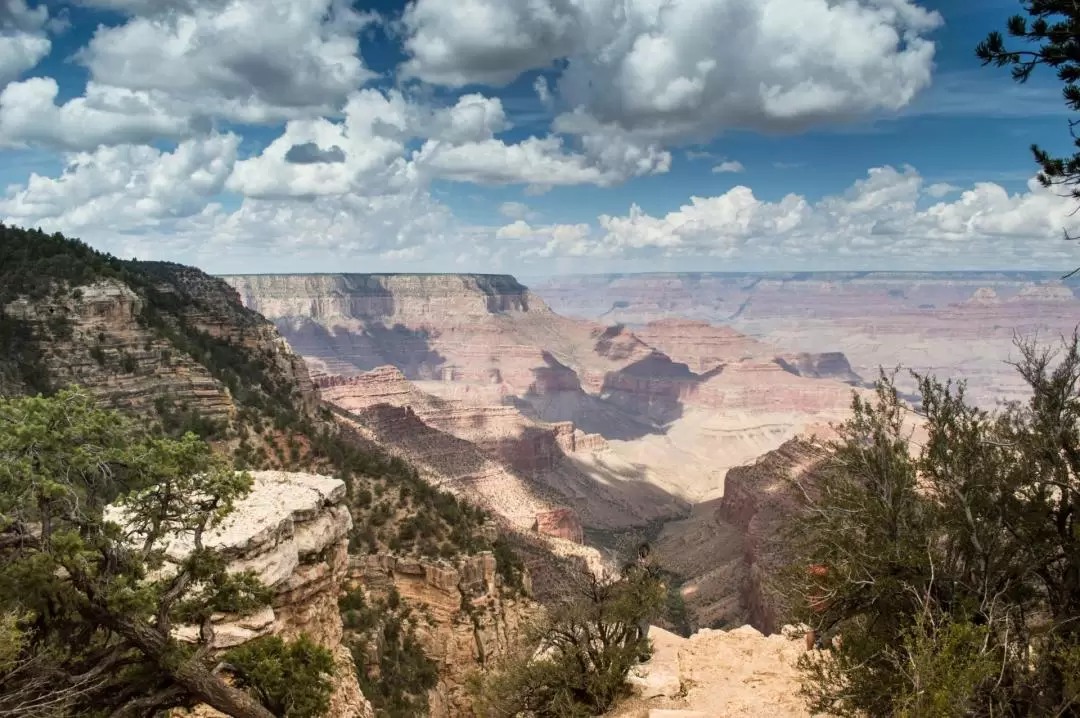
[533,508,584,544]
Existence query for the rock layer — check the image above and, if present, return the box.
[351,551,538,717]
[110,471,374,718]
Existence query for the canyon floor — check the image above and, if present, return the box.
[223,271,1078,631]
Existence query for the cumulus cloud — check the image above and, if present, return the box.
[0,78,201,150]
[413,133,669,187]
[77,0,376,124]
[401,0,578,86]
[713,160,745,173]
[0,0,51,87]
[284,142,347,164]
[1,134,240,234]
[401,0,942,141]
[925,182,960,198]
[495,219,592,257]
[230,89,670,197]
[499,201,536,220]
[492,166,1080,267]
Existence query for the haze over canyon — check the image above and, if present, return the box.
[221,269,1080,631]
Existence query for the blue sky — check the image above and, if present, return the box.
[1,0,1078,274]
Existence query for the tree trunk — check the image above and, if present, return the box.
[92,607,276,718]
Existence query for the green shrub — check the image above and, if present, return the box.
[475,565,666,717]
[783,339,1080,717]
[340,587,439,717]
[226,635,335,718]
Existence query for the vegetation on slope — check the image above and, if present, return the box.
[0,389,332,718]
[0,224,526,715]
[475,562,667,718]
[780,337,1080,717]
[339,586,439,717]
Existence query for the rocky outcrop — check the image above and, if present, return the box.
[608,625,814,717]
[533,508,585,544]
[351,551,538,716]
[775,352,862,385]
[5,280,234,419]
[635,319,768,373]
[656,438,830,633]
[4,269,318,425]
[109,471,373,718]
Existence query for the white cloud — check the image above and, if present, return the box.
[231,88,670,196]
[1,134,239,234]
[401,0,942,141]
[0,0,50,87]
[401,0,578,86]
[495,219,593,257]
[499,201,537,220]
[226,89,414,199]
[713,160,744,173]
[77,0,377,124]
[534,75,553,108]
[925,182,960,198]
[424,93,511,143]
[491,165,1080,267]
[412,133,669,187]
[0,78,200,150]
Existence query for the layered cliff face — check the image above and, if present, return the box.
[110,470,374,718]
[350,551,539,716]
[2,259,318,431]
[322,366,683,532]
[656,438,830,632]
[224,273,857,508]
[530,271,1080,407]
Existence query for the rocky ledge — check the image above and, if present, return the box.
[610,624,815,717]
[108,471,373,718]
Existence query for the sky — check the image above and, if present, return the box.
[1,0,1080,275]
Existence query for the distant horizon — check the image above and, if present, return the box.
[216,269,1072,279]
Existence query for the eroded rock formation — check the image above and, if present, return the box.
[657,438,830,633]
[109,471,373,718]
[351,551,538,716]
[3,272,317,423]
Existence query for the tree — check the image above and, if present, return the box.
[977,2,1080,203]
[0,388,332,718]
[781,339,1080,716]
[475,565,666,718]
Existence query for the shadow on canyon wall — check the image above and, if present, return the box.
[276,317,447,378]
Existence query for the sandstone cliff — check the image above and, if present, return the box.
[350,551,538,716]
[109,470,374,718]
[3,256,318,432]
[656,438,830,633]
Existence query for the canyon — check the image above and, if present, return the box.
[529,271,1080,406]
[222,273,868,635]
[222,269,1077,640]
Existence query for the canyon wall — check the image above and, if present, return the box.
[656,438,829,633]
[351,551,539,716]
[4,269,317,425]
[529,271,1080,406]
[109,471,374,718]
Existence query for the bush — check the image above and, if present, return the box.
[475,565,666,717]
[226,635,335,718]
[782,337,1080,717]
